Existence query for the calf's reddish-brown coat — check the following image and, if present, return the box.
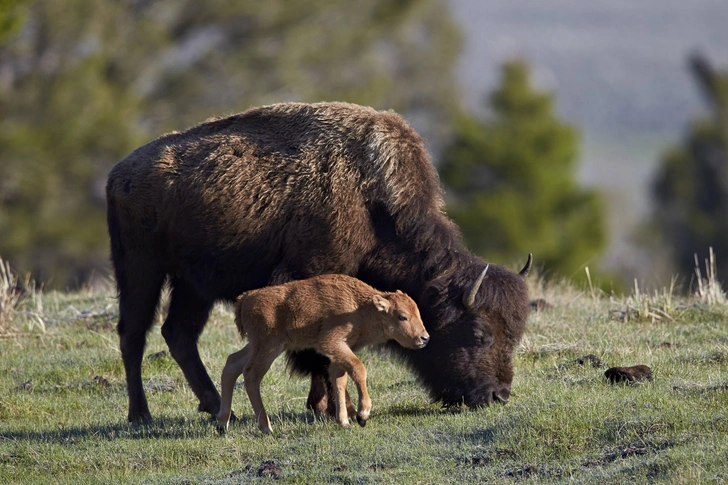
[216,274,428,434]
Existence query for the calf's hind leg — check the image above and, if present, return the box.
[327,363,351,427]
[243,346,282,434]
[217,345,251,432]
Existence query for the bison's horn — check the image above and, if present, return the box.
[519,253,533,278]
[463,264,489,309]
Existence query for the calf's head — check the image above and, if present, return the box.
[373,291,429,350]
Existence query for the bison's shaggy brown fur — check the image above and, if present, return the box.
[106,101,531,423]
[216,274,428,434]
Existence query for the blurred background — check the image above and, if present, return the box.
[0,0,727,292]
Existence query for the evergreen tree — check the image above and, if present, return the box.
[0,0,462,287]
[652,53,728,284]
[0,0,25,43]
[440,60,606,278]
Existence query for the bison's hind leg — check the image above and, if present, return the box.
[115,262,166,423]
[161,278,218,416]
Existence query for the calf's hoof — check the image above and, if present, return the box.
[356,410,369,427]
[259,426,273,435]
[216,423,227,435]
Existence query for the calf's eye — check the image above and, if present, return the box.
[398,314,408,321]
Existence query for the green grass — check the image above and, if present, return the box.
[2,280,728,484]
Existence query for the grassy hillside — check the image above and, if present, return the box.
[1,272,727,484]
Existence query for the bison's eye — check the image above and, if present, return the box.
[398,314,408,321]
[474,329,494,348]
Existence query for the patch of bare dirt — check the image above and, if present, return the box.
[503,464,563,480]
[582,439,674,468]
[672,381,728,393]
[87,320,115,332]
[575,354,603,368]
[470,448,516,466]
[257,460,281,479]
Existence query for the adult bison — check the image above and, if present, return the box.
[106,101,531,423]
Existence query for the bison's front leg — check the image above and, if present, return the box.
[305,363,357,420]
[288,349,356,419]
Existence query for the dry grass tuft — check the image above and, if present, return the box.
[693,247,726,305]
[0,257,24,333]
[610,277,679,323]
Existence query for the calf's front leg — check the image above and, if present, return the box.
[325,343,371,427]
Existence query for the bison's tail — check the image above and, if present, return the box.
[106,195,126,296]
[233,301,248,340]
[285,349,330,378]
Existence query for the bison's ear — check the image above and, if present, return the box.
[373,295,391,312]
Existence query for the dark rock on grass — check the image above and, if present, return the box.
[146,350,169,361]
[605,365,652,383]
[18,380,32,391]
[368,463,393,471]
[575,354,603,368]
[530,299,553,312]
[257,460,281,479]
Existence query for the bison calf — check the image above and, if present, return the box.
[217,274,429,434]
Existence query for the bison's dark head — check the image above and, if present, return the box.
[408,254,531,407]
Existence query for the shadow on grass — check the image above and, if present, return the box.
[386,403,458,418]
[0,409,321,444]
[0,414,227,443]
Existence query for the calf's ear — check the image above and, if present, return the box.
[372,294,391,312]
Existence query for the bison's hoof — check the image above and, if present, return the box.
[128,412,153,425]
[260,426,273,435]
[356,415,367,427]
[216,424,227,435]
